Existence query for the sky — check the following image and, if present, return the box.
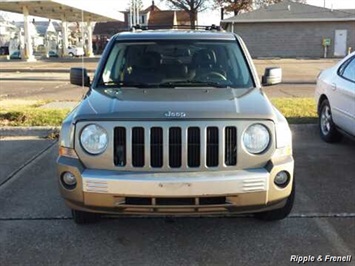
[1,0,355,25]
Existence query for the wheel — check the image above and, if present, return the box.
[72,209,100,224]
[195,72,227,81]
[319,99,342,143]
[254,181,295,221]
[69,52,74,57]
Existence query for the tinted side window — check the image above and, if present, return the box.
[339,56,355,83]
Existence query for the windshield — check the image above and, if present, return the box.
[98,40,254,89]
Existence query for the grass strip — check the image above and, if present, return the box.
[270,98,317,124]
[0,101,70,126]
[0,98,318,126]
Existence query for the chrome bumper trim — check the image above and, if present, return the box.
[82,169,269,197]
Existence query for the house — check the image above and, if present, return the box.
[0,15,17,54]
[93,1,193,53]
[148,10,191,29]
[221,0,355,58]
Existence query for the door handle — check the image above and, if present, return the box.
[331,83,337,91]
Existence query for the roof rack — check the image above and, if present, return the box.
[130,24,149,31]
[205,24,222,31]
[130,24,223,32]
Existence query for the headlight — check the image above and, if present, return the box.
[243,124,270,154]
[80,124,108,155]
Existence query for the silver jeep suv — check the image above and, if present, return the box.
[57,28,294,224]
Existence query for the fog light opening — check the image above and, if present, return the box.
[274,171,290,188]
[61,172,77,190]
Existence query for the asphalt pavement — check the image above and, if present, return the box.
[0,125,354,265]
[0,57,340,101]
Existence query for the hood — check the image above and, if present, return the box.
[73,88,276,122]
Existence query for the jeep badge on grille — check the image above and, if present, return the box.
[164,111,187,118]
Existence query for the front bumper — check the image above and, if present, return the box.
[57,156,294,215]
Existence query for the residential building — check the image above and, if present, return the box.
[0,15,17,54]
[93,1,194,54]
[221,0,355,58]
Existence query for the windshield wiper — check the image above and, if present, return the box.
[159,80,230,88]
[100,81,157,88]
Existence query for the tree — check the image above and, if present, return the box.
[216,0,307,17]
[215,0,253,16]
[163,0,210,29]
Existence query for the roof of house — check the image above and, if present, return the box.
[144,1,161,12]
[15,21,62,35]
[176,11,191,23]
[221,0,355,23]
[35,21,62,35]
[93,21,128,36]
[146,10,191,29]
[148,11,176,29]
[94,8,192,35]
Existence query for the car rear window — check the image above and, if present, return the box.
[339,56,355,83]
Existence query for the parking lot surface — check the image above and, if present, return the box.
[0,125,354,265]
[0,58,340,101]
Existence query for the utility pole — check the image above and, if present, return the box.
[130,1,133,28]
[130,0,140,27]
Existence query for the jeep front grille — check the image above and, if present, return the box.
[187,127,200,167]
[114,126,237,169]
[151,127,163,168]
[132,127,145,167]
[225,126,237,166]
[169,127,182,168]
[207,127,219,167]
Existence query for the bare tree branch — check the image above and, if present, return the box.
[163,0,210,29]
[215,0,307,17]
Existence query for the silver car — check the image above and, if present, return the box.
[58,28,294,224]
[315,52,355,142]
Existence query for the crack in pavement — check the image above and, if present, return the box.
[0,140,58,188]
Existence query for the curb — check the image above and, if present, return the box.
[0,126,60,137]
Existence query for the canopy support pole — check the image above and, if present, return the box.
[22,6,36,61]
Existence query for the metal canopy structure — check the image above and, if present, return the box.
[0,0,124,22]
[0,0,124,60]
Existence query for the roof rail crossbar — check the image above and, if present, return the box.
[130,24,148,31]
[129,24,222,31]
[205,24,222,31]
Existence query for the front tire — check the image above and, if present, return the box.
[319,99,342,143]
[254,182,295,221]
[72,209,100,224]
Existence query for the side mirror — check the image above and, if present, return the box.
[262,67,282,86]
[70,67,90,87]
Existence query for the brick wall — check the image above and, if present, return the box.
[230,21,355,58]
